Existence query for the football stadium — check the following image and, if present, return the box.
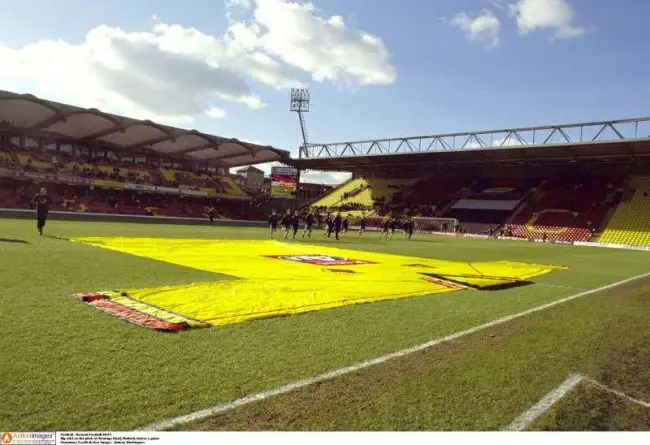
[2,89,650,432]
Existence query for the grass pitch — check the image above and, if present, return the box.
[1,217,650,431]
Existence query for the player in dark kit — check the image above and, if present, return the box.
[290,211,300,239]
[341,217,349,235]
[358,217,367,237]
[268,211,278,238]
[32,186,50,236]
[404,218,415,239]
[207,206,216,225]
[303,211,315,238]
[324,214,334,238]
[282,210,292,239]
[333,213,343,241]
[380,217,390,239]
[389,217,398,239]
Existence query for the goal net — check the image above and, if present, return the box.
[412,217,459,234]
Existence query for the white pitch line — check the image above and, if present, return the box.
[504,374,584,431]
[535,282,587,292]
[140,271,650,431]
[504,375,650,432]
[584,378,650,408]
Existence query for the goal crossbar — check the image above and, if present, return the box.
[412,217,458,234]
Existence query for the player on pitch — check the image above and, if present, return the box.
[358,216,367,237]
[32,186,51,236]
[333,213,343,241]
[380,217,390,239]
[268,210,278,238]
[404,217,415,240]
[389,217,399,239]
[303,210,315,238]
[290,210,300,239]
[324,213,334,238]
[281,210,293,239]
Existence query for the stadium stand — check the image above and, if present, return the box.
[441,178,538,235]
[0,90,295,221]
[0,139,259,220]
[507,174,622,242]
[403,177,468,216]
[310,177,417,215]
[306,171,631,244]
[599,176,650,246]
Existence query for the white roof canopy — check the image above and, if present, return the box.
[0,90,290,167]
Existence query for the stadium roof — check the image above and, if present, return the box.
[291,117,650,172]
[0,90,290,168]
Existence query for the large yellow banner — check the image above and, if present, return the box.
[73,238,563,328]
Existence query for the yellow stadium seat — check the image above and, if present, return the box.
[311,178,417,210]
[600,176,650,246]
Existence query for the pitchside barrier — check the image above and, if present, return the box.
[0,208,267,227]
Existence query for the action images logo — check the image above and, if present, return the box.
[0,433,55,445]
[267,254,375,266]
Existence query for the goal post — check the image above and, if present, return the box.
[412,217,459,234]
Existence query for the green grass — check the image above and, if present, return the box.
[1,217,649,431]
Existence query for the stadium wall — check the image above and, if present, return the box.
[0,208,267,227]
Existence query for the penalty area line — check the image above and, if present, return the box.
[504,375,650,431]
[503,374,584,431]
[140,271,650,431]
[584,378,650,409]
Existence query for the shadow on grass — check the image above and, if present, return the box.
[0,237,29,244]
[420,273,535,291]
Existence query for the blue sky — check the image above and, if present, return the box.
[0,0,649,182]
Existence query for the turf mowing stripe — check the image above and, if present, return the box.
[584,378,650,408]
[140,271,650,432]
[503,374,584,431]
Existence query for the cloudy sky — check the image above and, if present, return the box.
[1,0,648,184]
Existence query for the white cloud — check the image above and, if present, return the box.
[0,0,395,124]
[509,0,584,39]
[248,0,396,85]
[206,107,228,119]
[493,137,526,146]
[450,10,501,48]
[226,0,252,9]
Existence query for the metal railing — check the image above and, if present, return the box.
[299,117,650,159]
